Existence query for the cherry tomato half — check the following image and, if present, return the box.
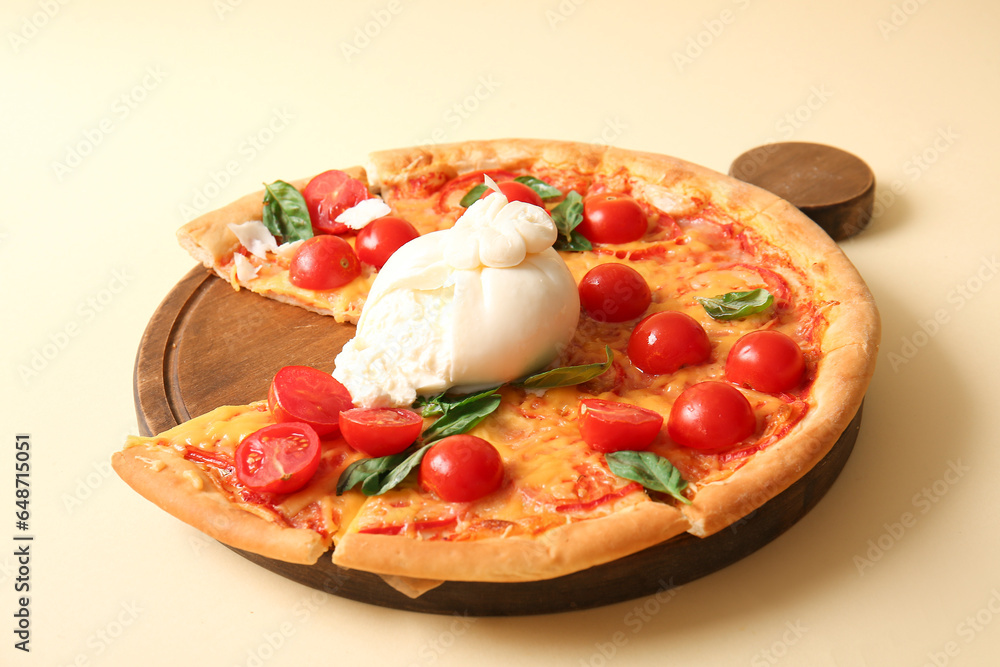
[339,407,423,458]
[726,330,807,394]
[268,365,354,437]
[480,180,544,207]
[288,235,361,290]
[419,435,504,503]
[628,311,712,375]
[667,382,756,451]
[235,422,321,494]
[578,263,652,323]
[578,398,663,453]
[302,170,369,235]
[578,193,647,244]
[354,216,419,270]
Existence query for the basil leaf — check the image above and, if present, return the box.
[520,346,613,390]
[550,191,592,252]
[420,388,502,443]
[605,451,691,505]
[694,288,774,321]
[366,445,431,495]
[459,183,489,207]
[336,451,409,496]
[513,175,562,200]
[262,180,313,243]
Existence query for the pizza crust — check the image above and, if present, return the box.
[112,443,328,565]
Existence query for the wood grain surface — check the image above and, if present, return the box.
[132,266,863,615]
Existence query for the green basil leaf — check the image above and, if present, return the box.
[262,180,313,243]
[365,445,431,496]
[336,451,409,496]
[459,183,489,207]
[520,346,613,390]
[420,388,502,443]
[513,175,562,200]
[605,451,691,505]
[694,288,774,321]
[550,191,592,252]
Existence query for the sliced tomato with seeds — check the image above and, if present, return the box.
[234,422,321,494]
[268,365,354,436]
[339,407,423,458]
[578,398,663,453]
[302,170,369,235]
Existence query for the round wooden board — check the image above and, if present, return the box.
[133,266,863,616]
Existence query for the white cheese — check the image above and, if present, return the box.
[233,254,260,281]
[334,198,392,230]
[227,220,279,259]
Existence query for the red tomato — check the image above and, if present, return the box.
[480,180,544,207]
[628,311,711,375]
[578,263,652,322]
[235,422,321,494]
[339,407,423,458]
[578,193,647,244]
[268,366,353,437]
[419,435,504,503]
[288,235,361,290]
[302,170,369,235]
[354,216,419,270]
[578,398,663,453]
[726,330,807,394]
[667,382,756,451]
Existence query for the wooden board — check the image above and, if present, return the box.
[133,266,863,616]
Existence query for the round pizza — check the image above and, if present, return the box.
[112,139,879,587]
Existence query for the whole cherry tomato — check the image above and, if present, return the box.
[354,216,419,270]
[288,235,361,290]
[578,263,652,322]
[667,382,756,451]
[628,311,712,375]
[419,435,504,503]
[726,330,806,394]
[578,193,647,244]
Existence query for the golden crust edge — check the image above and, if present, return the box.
[332,501,689,583]
[112,445,327,565]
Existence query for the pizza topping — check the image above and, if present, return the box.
[627,311,712,375]
[234,422,322,494]
[478,180,543,207]
[667,381,756,451]
[354,216,420,270]
[232,253,260,281]
[268,365,354,436]
[550,190,592,252]
[419,435,504,503]
[725,330,806,394]
[578,193,648,244]
[337,443,430,496]
[288,235,361,290]
[578,263,652,323]
[695,288,774,320]
[302,170,369,235]
[334,197,392,230]
[604,451,691,504]
[262,180,313,243]
[578,399,663,453]
[227,220,279,259]
[339,407,423,458]
[333,184,579,407]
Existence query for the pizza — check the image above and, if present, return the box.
[113,139,879,586]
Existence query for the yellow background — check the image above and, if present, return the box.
[3,0,999,665]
